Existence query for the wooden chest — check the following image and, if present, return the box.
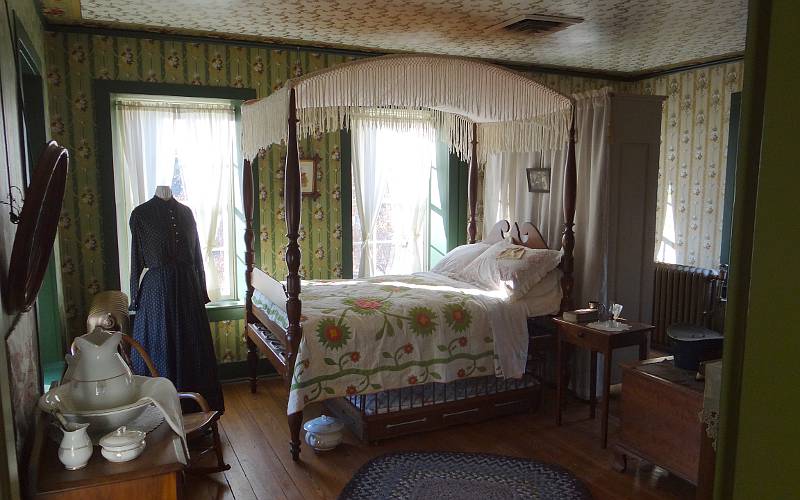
[615,357,705,485]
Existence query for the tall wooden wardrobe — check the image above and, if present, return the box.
[581,93,666,399]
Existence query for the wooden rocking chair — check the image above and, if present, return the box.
[72,334,231,474]
[120,334,230,475]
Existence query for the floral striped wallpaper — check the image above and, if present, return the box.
[43,30,742,362]
[522,65,743,270]
[44,31,355,359]
[640,62,744,269]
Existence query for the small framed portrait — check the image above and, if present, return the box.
[299,156,320,198]
[526,167,551,193]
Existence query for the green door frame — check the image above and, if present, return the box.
[715,0,771,497]
[14,15,65,390]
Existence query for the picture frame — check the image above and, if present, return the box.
[299,155,320,198]
[526,167,551,193]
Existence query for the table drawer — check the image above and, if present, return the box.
[558,324,605,350]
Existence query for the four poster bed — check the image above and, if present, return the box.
[240,55,578,461]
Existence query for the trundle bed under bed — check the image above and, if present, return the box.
[240,55,578,460]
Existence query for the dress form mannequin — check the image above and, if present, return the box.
[155,185,173,200]
[130,184,224,410]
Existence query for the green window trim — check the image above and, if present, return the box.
[94,80,257,292]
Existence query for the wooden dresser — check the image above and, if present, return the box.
[614,356,712,491]
[28,412,186,500]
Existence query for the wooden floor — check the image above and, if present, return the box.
[186,379,695,500]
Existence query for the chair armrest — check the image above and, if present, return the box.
[178,392,211,412]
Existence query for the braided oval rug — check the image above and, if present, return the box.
[339,451,592,500]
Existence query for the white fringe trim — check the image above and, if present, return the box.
[242,87,289,160]
[242,55,573,162]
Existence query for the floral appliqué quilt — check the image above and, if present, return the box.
[281,272,518,414]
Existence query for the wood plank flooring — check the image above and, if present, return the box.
[186,379,695,499]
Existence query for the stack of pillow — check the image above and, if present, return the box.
[431,238,563,302]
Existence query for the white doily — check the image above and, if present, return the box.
[586,320,631,332]
[700,360,723,450]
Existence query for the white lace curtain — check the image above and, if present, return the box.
[482,89,612,401]
[351,118,434,277]
[482,89,612,308]
[112,98,237,301]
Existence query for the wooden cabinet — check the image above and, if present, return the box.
[28,412,186,500]
[614,357,706,485]
[570,94,664,401]
[606,94,665,325]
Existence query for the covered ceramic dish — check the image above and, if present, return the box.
[63,328,136,410]
[303,415,344,452]
[99,426,146,463]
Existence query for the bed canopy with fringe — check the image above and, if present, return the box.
[242,54,573,163]
[240,54,577,461]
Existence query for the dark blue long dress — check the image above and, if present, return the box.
[129,196,224,411]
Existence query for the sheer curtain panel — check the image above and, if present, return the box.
[482,89,612,307]
[351,119,435,277]
[112,98,237,301]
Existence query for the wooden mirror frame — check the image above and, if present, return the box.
[5,141,69,314]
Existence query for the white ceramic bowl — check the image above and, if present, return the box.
[39,381,150,435]
[100,441,146,463]
[59,402,150,435]
[99,426,147,463]
[303,415,344,452]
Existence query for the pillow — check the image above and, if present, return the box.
[517,269,563,317]
[458,238,562,300]
[430,243,490,277]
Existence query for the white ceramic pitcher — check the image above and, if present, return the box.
[63,328,136,410]
[58,422,93,470]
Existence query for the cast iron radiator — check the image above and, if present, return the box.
[652,263,723,349]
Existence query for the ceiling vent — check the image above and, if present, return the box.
[485,14,583,35]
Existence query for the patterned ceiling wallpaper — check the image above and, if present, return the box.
[43,30,742,362]
[41,0,747,73]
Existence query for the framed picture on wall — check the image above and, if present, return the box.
[526,167,551,193]
[299,156,320,198]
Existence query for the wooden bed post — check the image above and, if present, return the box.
[560,107,577,312]
[243,158,259,394]
[467,122,478,244]
[284,88,304,461]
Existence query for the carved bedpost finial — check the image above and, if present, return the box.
[560,107,577,312]
[467,123,478,244]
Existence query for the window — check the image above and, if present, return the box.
[351,126,436,277]
[111,95,243,302]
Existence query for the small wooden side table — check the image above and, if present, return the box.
[553,317,653,448]
[28,412,186,500]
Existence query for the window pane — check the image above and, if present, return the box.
[351,126,434,277]
[112,96,239,302]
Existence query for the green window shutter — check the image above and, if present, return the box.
[428,143,470,268]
